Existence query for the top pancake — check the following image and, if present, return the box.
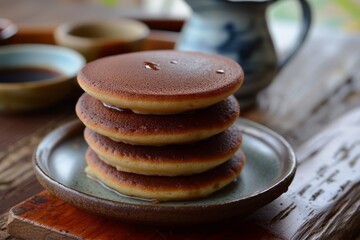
[77,50,244,114]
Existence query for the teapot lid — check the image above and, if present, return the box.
[0,18,17,41]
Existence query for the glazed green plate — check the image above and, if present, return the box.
[33,119,296,225]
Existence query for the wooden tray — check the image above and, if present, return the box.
[7,190,277,240]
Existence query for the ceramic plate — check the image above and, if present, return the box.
[33,119,296,225]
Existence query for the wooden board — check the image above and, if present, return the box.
[7,191,278,240]
[7,107,360,240]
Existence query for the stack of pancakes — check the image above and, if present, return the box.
[75,50,246,202]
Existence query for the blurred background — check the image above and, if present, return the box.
[1,0,359,61]
[1,0,359,31]
[1,0,360,127]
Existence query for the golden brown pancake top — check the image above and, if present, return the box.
[76,93,240,136]
[84,125,242,163]
[78,50,244,101]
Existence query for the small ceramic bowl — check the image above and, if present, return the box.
[0,44,85,112]
[54,19,149,62]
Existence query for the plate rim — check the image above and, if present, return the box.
[33,118,297,225]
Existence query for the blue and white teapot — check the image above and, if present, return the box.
[176,0,312,108]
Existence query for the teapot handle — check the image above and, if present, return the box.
[270,0,312,70]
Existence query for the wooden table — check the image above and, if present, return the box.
[1,1,360,239]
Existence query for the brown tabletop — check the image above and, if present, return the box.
[1,0,360,239]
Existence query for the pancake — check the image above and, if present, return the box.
[77,50,244,114]
[84,125,242,176]
[76,93,240,146]
[85,148,246,202]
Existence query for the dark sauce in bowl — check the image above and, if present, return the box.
[0,67,64,83]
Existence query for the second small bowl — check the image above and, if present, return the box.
[54,19,149,62]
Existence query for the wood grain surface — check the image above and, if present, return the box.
[6,106,360,239]
[0,105,76,214]
[1,0,360,239]
[1,32,360,239]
